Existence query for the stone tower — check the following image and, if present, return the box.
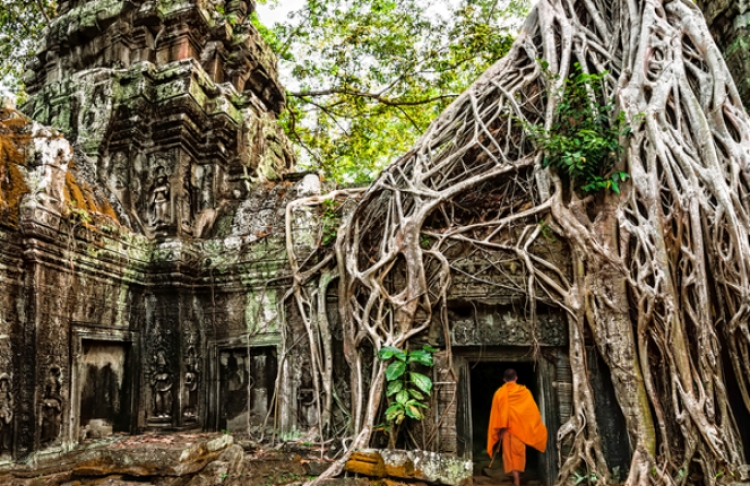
[21,0,294,239]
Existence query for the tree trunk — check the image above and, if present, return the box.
[302,1,750,485]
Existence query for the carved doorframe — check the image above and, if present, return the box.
[68,324,139,448]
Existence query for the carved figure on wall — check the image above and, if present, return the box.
[149,166,171,226]
[0,374,13,454]
[109,152,129,191]
[84,84,108,132]
[181,170,192,228]
[41,367,62,446]
[151,350,173,418]
[183,346,199,419]
[198,165,214,210]
[226,352,244,392]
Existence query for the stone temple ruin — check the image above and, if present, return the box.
[0,0,702,484]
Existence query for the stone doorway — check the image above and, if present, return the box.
[77,340,133,440]
[438,348,558,486]
[469,361,544,485]
[218,346,277,433]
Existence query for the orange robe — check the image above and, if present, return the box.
[487,382,548,473]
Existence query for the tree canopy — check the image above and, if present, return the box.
[0,0,55,98]
[0,0,527,183]
[257,0,527,182]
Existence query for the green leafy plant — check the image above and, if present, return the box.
[573,470,599,485]
[278,428,303,442]
[419,234,432,249]
[214,5,239,25]
[320,199,341,247]
[67,201,92,225]
[377,345,436,448]
[530,62,630,194]
[538,220,557,242]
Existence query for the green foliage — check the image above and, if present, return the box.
[320,199,341,246]
[378,345,436,438]
[572,471,599,485]
[538,220,556,242]
[67,202,93,225]
[278,427,303,442]
[0,0,56,99]
[530,62,630,194]
[262,0,528,183]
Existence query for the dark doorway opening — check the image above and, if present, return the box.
[470,361,543,484]
[79,340,133,438]
[219,346,277,432]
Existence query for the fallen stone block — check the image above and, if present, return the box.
[72,434,234,478]
[344,449,472,486]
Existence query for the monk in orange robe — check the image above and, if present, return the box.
[487,369,548,486]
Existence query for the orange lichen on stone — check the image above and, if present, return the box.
[64,171,88,210]
[0,108,31,226]
[63,171,121,227]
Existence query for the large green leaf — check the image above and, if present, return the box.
[379,346,406,362]
[387,380,404,396]
[386,360,407,381]
[405,403,424,420]
[407,349,433,366]
[410,372,433,394]
[396,390,409,405]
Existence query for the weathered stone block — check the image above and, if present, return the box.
[345,449,472,486]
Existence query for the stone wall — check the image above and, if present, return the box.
[0,104,323,458]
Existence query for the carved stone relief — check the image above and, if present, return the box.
[148,166,171,227]
[149,335,174,423]
[180,165,193,230]
[75,80,113,151]
[297,363,318,428]
[151,356,173,419]
[108,152,130,192]
[40,366,63,447]
[0,374,13,456]
[195,165,214,211]
[183,332,200,421]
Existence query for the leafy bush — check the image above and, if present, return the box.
[377,345,436,447]
[320,199,341,247]
[531,62,630,194]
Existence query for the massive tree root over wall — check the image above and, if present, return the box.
[291,1,750,484]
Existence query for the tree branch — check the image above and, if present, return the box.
[289,88,458,107]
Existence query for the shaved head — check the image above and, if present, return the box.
[503,368,518,382]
